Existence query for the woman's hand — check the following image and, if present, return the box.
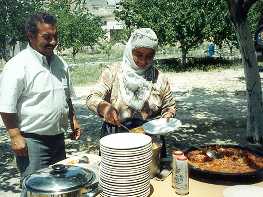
[162,112,175,122]
[98,101,121,126]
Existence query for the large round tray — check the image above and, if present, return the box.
[183,144,263,183]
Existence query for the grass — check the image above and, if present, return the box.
[67,42,243,85]
[1,43,259,86]
[70,63,105,86]
[156,57,242,73]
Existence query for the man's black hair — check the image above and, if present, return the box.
[25,12,57,37]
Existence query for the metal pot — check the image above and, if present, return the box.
[150,142,161,178]
[23,164,101,197]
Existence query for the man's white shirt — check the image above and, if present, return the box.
[0,45,73,135]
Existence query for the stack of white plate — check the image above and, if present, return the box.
[99,133,152,197]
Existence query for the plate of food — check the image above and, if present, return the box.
[142,118,182,135]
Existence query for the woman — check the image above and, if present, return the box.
[86,28,176,137]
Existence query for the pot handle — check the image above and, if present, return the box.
[51,164,67,175]
[82,185,102,197]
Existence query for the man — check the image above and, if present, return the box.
[0,12,81,183]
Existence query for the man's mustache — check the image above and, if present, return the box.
[45,45,55,48]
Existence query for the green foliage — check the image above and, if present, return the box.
[0,0,42,60]
[202,0,238,49]
[110,28,131,44]
[114,0,239,63]
[0,0,41,41]
[248,0,263,35]
[48,0,105,59]
[98,41,115,60]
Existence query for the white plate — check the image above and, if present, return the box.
[100,133,152,149]
[100,142,152,152]
[101,151,152,162]
[100,171,150,182]
[142,118,182,135]
[101,158,152,168]
[99,178,150,192]
[223,185,263,197]
[100,144,152,155]
[99,176,150,188]
[100,163,149,175]
[101,187,150,197]
[100,158,151,167]
[101,150,152,159]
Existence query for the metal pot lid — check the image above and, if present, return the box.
[24,164,94,193]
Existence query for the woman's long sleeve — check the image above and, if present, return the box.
[86,66,115,114]
[160,78,176,117]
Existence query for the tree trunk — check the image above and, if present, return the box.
[11,44,15,57]
[0,40,10,62]
[235,21,263,144]
[227,0,263,144]
[72,47,78,63]
[229,45,233,55]
[181,47,187,65]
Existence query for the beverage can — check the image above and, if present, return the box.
[172,150,183,188]
[175,154,189,195]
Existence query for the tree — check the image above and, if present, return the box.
[48,0,104,60]
[0,0,41,61]
[248,0,263,34]
[115,0,238,64]
[115,0,208,64]
[98,40,115,61]
[227,0,263,144]
[202,0,238,54]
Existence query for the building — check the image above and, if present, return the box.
[85,0,124,40]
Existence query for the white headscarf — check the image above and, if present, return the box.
[118,28,158,110]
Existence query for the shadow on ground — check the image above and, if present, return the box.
[0,128,21,195]
[166,87,248,152]
[0,86,252,195]
[71,87,249,154]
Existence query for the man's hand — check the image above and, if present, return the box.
[0,113,27,156]
[9,129,27,156]
[67,98,82,140]
[70,115,81,140]
[98,101,121,126]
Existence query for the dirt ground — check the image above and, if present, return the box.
[0,65,262,196]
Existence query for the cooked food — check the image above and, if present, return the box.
[244,151,263,168]
[66,158,79,165]
[187,150,212,162]
[152,142,161,150]
[130,127,145,133]
[186,146,263,174]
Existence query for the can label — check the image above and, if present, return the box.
[175,159,189,195]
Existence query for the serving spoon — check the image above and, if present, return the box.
[206,150,222,159]
[192,146,222,159]
[119,123,131,132]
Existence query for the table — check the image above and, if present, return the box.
[59,154,263,197]
[150,175,263,197]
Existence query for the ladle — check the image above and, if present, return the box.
[192,146,222,159]
[206,149,222,159]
